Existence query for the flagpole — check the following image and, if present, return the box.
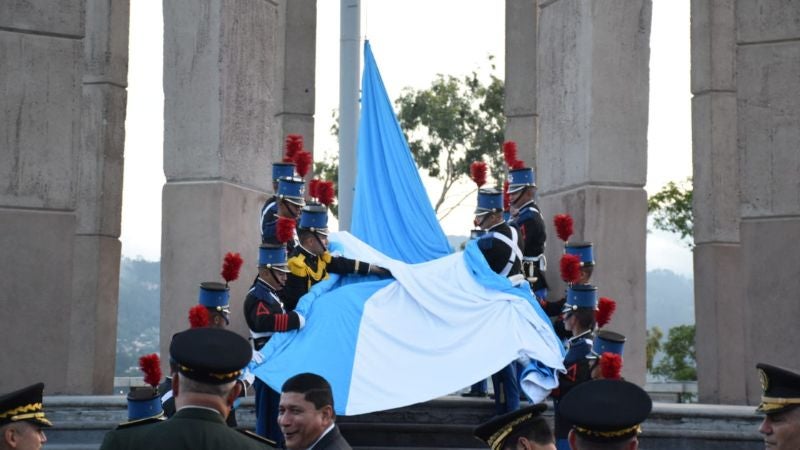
[338,0,361,230]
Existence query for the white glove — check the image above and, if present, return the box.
[251,348,265,365]
[297,312,306,329]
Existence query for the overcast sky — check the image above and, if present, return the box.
[122,0,693,276]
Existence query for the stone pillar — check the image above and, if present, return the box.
[504,0,538,165]
[161,1,315,359]
[736,1,800,405]
[690,0,745,404]
[536,0,652,384]
[0,3,82,394]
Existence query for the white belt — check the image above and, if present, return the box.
[250,330,274,340]
[523,253,547,271]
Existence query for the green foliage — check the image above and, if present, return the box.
[647,177,694,247]
[653,324,697,381]
[395,60,506,213]
[646,326,663,371]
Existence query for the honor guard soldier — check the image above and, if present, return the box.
[507,166,549,300]
[100,328,276,450]
[550,240,596,340]
[590,330,626,380]
[473,403,555,450]
[0,383,51,449]
[120,354,165,430]
[558,379,652,450]
[261,177,305,250]
[472,188,524,415]
[245,243,306,443]
[282,204,389,311]
[756,363,800,449]
[551,285,598,450]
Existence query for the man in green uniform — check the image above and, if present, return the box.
[0,383,51,450]
[99,328,275,449]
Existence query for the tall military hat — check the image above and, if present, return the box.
[507,167,536,193]
[272,162,296,182]
[593,330,626,356]
[299,203,329,235]
[560,379,651,443]
[277,176,306,206]
[259,243,290,273]
[198,281,230,314]
[565,242,594,266]
[0,383,52,428]
[473,403,548,450]
[562,284,598,313]
[475,188,503,216]
[756,363,800,414]
[170,328,251,385]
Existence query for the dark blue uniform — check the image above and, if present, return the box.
[551,329,594,449]
[510,200,549,297]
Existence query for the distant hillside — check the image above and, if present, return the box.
[646,268,694,331]
[115,257,160,376]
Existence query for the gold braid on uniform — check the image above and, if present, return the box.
[574,424,642,439]
[759,396,800,412]
[487,412,534,450]
[288,251,333,289]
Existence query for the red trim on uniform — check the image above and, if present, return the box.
[256,302,271,316]
[565,364,577,382]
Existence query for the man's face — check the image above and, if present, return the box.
[303,233,328,256]
[509,187,531,209]
[2,421,47,450]
[759,407,800,449]
[278,392,333,450]
[279,200,302,219]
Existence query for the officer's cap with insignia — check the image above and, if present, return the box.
[272,162,296,182]
[299,203,329,236]
[473,403,548,450]
[562,284,598,314]
[170,328,251,385]
[565,242,594,267]
[508,167,536,193]
[278,176,306,207]
[0,383,52,428]
[475,188,503,216]
[756,363,800,414]
[259,243,290,273]
[560,379,651,443]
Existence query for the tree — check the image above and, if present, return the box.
[395,61,506,214]
[646,326,663,372]
[653,324,696,381]
[648,177,694,247]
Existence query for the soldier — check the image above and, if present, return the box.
[755,363,800,450]
[0,383,51,450]
[261,177,305,250]
[99,328,275,450]
[590,330,626,380]
[473,403,556,450]
[558,379,652,450]
[119,354,165,429]
[507,166,548,300]
[282,204,389,311]
[551,285,598,450]
[278,373,351,450]
[245,243,306,443]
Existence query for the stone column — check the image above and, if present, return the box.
[736,1,800,405]
[161,1,315,358]
[504,0,538,165]
[690,0,745,404]
[536,0,652,384]
[0,3,83,393]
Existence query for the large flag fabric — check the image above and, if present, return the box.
[251,232,565,416]
[351,41,451,263]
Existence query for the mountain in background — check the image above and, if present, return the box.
[114,254,695,376]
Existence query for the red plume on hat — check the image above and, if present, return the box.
[560,254,582,284]
[503,180,510,211]
[294,151,313,177]
[285,134,303,162]
[221,252,244,286]
[599,352,623,380]
[309,178,321,199]
[317,181,335,207]
[554,214,574,242]
[470,161,487,188]
[503,141,519,167]
[139,353,162,388]
[189,305,210,328]
[596,297,617,328]
[276,216,296,243]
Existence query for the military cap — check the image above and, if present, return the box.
[125,386,164,424]
[473,403,548,450]
[756,363,800,414]
[299,203,329,235]
[0,383,52,428]
[198,281,230,314]
[277,176,306,206]
[565,242,594,266]
[508,167,536,193]
[259,243,290,272]
[593,330,626,356]
[170,328,251,385]
[560,379,651,443]
[272,162,296,182]
[562,284,598,313]
[475,188,503,216]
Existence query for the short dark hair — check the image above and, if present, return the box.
[572,308,596,329]
[282,373,334,411]
[503,416,553,448]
